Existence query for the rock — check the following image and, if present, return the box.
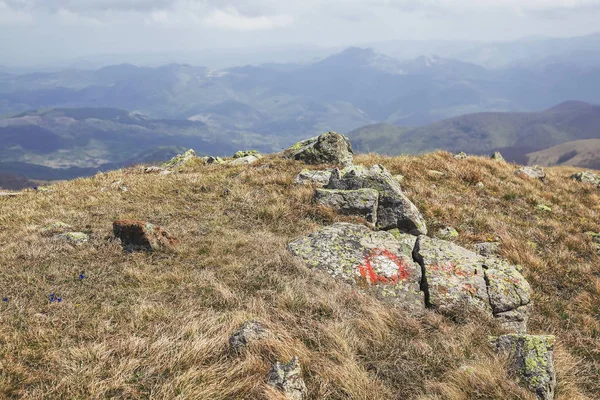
[394,174,404,183]
[427,170,445,177]
[475,242,500,257]
[536,204,552,212]
[41,221,73,236]
[314,188,379,225]
[229,321,271,354]
[55,232,89,246]
[438,226,459,239]
[266,356,307,400]
[327,165,427,235]
[515,166,547,182]
[233,150,259,159]
[490,334,556,400]
[491,151,505,161]
[289,223,424,308]
[162,149,196,168]
[229,155,260,166]
[113,220,179,252]
[585,231,600,244]
[202,156,224,165]
[293,169,333,187]
[476,182,485,189]
[284,132,354,166]
[414,235,490,314]
[454,152,468,160]
[144,166,172,175]
[571,171,600,185]
[0,191,22,197]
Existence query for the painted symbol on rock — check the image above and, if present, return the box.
[357,248,410,285]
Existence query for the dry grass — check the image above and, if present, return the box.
[0,152,598,399]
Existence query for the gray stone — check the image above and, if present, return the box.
[202,156,224,165]
[438,226,459,239]
[144,166,172,175]
[454,152,468,160]
[55,232,89,246]
[229,155,260,166]
[491,152,505,161]
[266,356,307,400]
[327,165,427,235]
[293,169,333,187]
[315,188,379,224]
[515,166,547,182]
[571,171,600,185]
[284,131,354,166]
[490,334,556,400]
[162,149,196,168]
[475,242,500,257]
[289,223,424,308]
[233,150,259,159]
[229,321,271,354]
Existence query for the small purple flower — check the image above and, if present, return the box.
[2,298,7,302]
[57,298,62,303]
[79,274,85,280]
[175,190,179,195]
[49,293,55,302]
[33,186,38,191]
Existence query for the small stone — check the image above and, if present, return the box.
[454,152,468,160]
[491,152,505,161]
[266,356,307,400]
[229,155,260,166]
[229,321,271,354]
[536,204,552,212]
[314,188,379,225]
[144,166,172,175]
[284,131,354,166]
[490,334,556,400]
[437,226,459,239]
[233,150,260,159]
[293,169,333,187]
[427,170,445,177]
[113,220,179,252]
[162,149,196,168]
[571,171,600,185]
[55,232,89,246]
[202,156,224,165]
[515,166,547,182]
[394,174,404,183]
[476,182,485,189]
[475,242,500,257]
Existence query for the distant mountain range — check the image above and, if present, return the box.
[348,101,600,167]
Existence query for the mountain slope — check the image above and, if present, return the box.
[348,101,600,164]
[0,152,597,398]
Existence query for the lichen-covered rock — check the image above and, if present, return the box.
[438,226,459,239]
[55,232,89,246]
[41,221,73,236]
[229,321,271,354]
[229,155,260,166]
[293,169,333,187]
[284,131,354,166]
[490,334,556,400]
[327,165,427,235]
[266,356,307,400]
[491,151,505,161]
[289,223,424,308]
[113,220,179,252]
[314,188,379,224]
[536,204,552,213]
[454,152,468,160]
[162,149,196,168]
[201,156,224,165]
[414,235,490,314]
[515,166,547,182]
[144,166,172,175]
[475,242,500,257]
[233,150,259,159]
[483,258,531,333]
[571,171,600,185]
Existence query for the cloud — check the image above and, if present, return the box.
[202,8,293,31]
[0,1,34,25]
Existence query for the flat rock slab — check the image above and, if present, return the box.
[515,166,547,182]
[229,155,260,166]
[327,165,427,235]
[315,188,379,224]
[289,223,424,308]
[293,169,333,187]
[113,220,179,252]
[491,334,556,400]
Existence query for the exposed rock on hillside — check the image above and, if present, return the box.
[162,149,196,168]
[491,151,505,161]
[266,356,307,400]
[113,220,179,252]
[516,166,547,182]
[571,171,600,185]
[288,223,424,308]
[229,321,272,354]
[55,232,89,246]
[293,169,333,187]
[233,150,259,159]
[454,152,467,160]
[491,334,556,400]
[229,155,260,166]
[327,165,427,235]
[284,131,354,166]
[314,188,379,225]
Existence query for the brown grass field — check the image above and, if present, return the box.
[0,152,598,399]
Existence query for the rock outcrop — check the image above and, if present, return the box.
[233,150,259,159]
[288,223,424,308]
[113,220,179,252]
[55,232,89,246]
[284,132,354,166]
[162,149,196,168]
[571,171,600,185]
[314,188,379,225]
[266,357,307,400]
[515,166,547,182]
[491,334,556,400]
[326,165,427,235]
[491,151,505,161]
[454,152,467,160]
[229,321,271,354]
[293,169,333,187]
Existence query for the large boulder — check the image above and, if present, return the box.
[414,236,531,331]
[289,223,424,308]
[284,132,354,166]
[491,334,556,400]
[314,188,379,225]
[293,169,333,187]
[515,166,547,182]
[327,165,427,235]
[113,220,179,252]
[571,171,600,185]
[266,356,307,400]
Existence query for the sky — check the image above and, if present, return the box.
[1,0,600,66]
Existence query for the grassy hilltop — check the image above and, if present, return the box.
[0,152,599,399]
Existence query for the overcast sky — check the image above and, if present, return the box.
[1,0,600,66]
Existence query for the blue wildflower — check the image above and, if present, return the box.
[57,298,62,303]
[49,293,55,302]
[33,186,38,191]
[175,189,179,195]
[79,274,85,280]
[2,297,7,302]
